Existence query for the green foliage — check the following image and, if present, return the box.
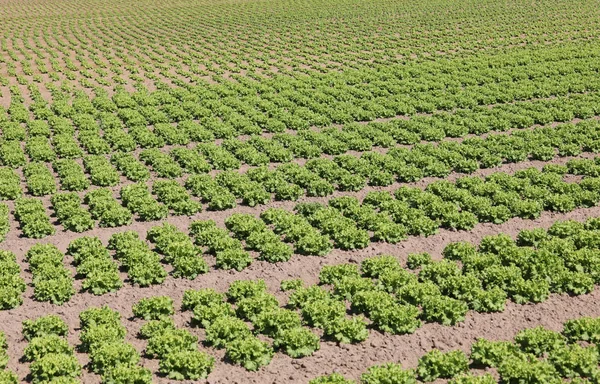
[158,350,215,380]
[514,327,566,357]
[562,317,600,343]
[516,228,548,247]
[205,317,252,348]
[511,279,550,304]
[448,373,496,384]
[417,350,469,382]
[182,288,225,311]
[443,242,477,261]
[23,315,69,340]
[79,306,122,330]
[280,279,303,291]
[228,279,268,301]
[236,292,279,322]
[138,318,176,340]
[420,296,469,326]
[273,327,320,358]
[0,204,9,242]
[101,365,152,384]
[0,333,7,370]
[301,298,346,328]
[378,269,418,293]
[192,302,236,328]
[0,250,26,309]
[29,353,81,384]
[309,373,355,384]
[26,244,74,305]
[89,342,140,374]
[361,255,401,277]
[361,363,417,384]
[23,335,73,362]
[216,248,253,271]
[289,285,331,309]
[367,301,422,335]
[0,370,18,384]
[497,356,561,384]
[145,329,197,359]
[548,344,599,378]
[470,287,507,313]
[132,296,174,320]
[0,168,22,200]
[322,316,369,344]
[253,308,301,336]
[395,281,441,306]
[14,198,55,238]
[319,264,360,284]
[225,336,274,371]
[406,253,432,270]
[79,325,127,353]
[470,338,522,368]
[107,231,166,287]
[418,260,461,285]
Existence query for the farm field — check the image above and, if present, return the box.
[2,0,600,382]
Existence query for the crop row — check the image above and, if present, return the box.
[23,162,56,197]
[3,0,599,99]
[3,0,597,86]
[2,116,600,202]
[130,215,600,375]
[311,316,600,383]
[4,214,600,378]
[25,244,75,305]
[0,250,25,310]
[3,152,600,248]
[84,188,132,228]
[133,299,217,380]
[169,214,600,359]
[39,156,600,237]
[8,200,600,313]
[5,87,600,151]
[146,224,208,279]
[289,215,600,337]
[22,315,80,383]
[2,91,600,173]
[13,198,54,239]
[0,205,8,242]
[50,193,95,232]
[0,331,17,383]
[0,116,599,220]
[5,309,600,383]
[125,256,600,376]
[4,40,600,137]
[79,307,152,383]
[68,236,122,295]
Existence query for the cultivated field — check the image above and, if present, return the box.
[1,0,600,383]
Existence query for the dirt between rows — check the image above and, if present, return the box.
[1,199,600,383]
